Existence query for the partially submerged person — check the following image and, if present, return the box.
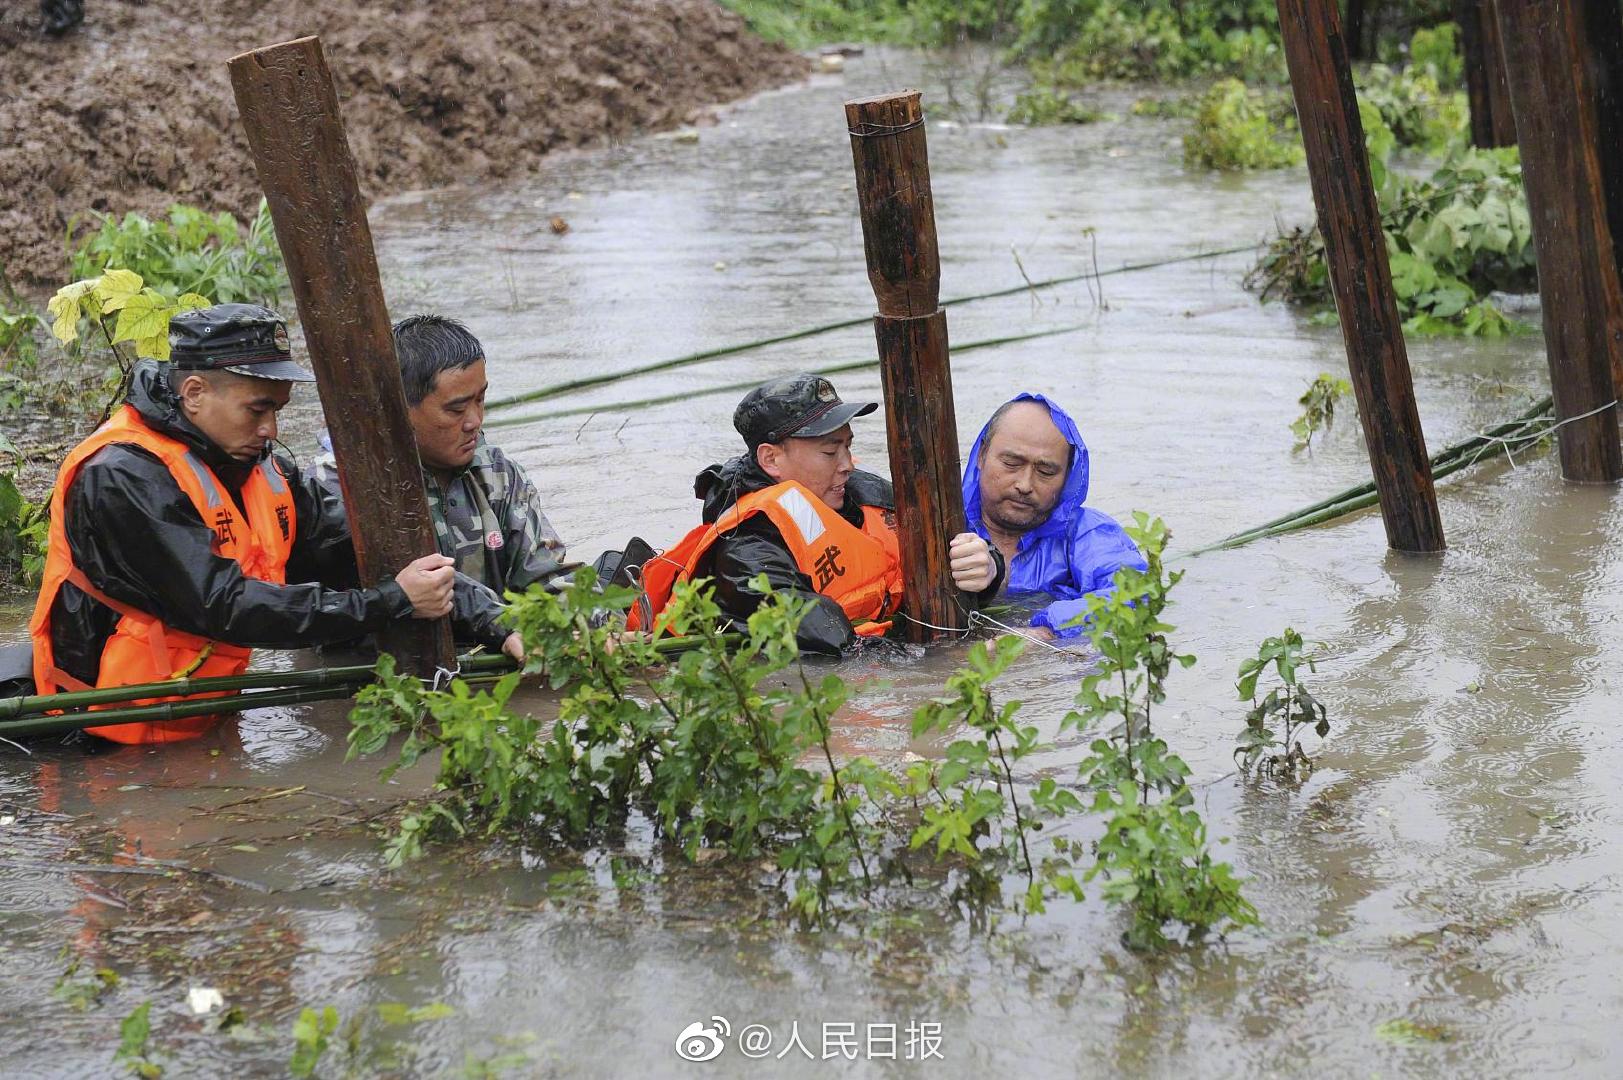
[963,393,1145,640]
[28,304,518,745]
[633,373,1003,655]
[312,314,569,598]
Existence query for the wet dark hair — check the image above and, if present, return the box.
[979,398,1074,476]
[979,399,1023,453]
[394,314,484,405]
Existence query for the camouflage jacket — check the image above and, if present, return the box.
[312,439,567,597]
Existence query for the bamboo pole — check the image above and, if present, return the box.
[845,90,967,641]
[1494,0,1623,478]
[228,36,453,675]
[1275,0,1446,552]
[482,244,1257,413]
[0,679,503,742]
[1190,396,1556,555]
[0,637,732,728]
[484,323,1094,430]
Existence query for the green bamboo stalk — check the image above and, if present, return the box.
[484,244,1257,412]
[0,683,368,741]
[0,635,731,726]
[1189,396,1557,555]
[485,322,1093,431]
[0,651,517,722]
[1215,396,1552,545]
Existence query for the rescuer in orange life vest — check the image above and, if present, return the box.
[28,304,523,745]
[630,374,1005,655]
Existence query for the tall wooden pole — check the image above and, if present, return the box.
[1495,0,1623,480]
[845,91,965,641]
[228,37,454,672]
[1455,0,1517,148]
[1275,0,1446,552]
[1581,0,1623,289]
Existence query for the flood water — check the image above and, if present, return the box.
[4,49,1619,1078]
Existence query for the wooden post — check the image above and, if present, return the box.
[1582,0,1623,288]
[1494,0,1623,480]
[845,90,966,641]
[1455,0,1517,148]
[1275,0,1446,551]
[228,37,454,673]
[1344,0,1367,59]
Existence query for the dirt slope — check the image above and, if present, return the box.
[0,0,806,289]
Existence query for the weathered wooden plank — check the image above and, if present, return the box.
[846,90,966,639]
[1455,0,1517,147]
[1276,0,1446,550]
[1496,0,1623,479]
[228,36,454,671]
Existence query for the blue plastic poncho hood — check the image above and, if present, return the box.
[962,394,1145,637]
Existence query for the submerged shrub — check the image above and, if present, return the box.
[1248,122,1532,336]
[351,532,1258,946]
[1019,0,1286,84]
[1183,79,1303,170]
[1007,85,1107,125]
[1064,514,1258,948]
[1356,62,1467,154]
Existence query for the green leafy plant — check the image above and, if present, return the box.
[1064,514,1258,948]
[906,634,1084,913]
[1291,373,1353,452]
[1007,86,1107,125]
[1407,20,1463,88]
[114,1002,162,1078]
[1356,61,1466,153]
[0,464,48,590]
[1019,0,1287,84]
[1235,628,1329,779]
[350,571,895,924]
[70,201,286,306]
[1183,79,1303,170]
[44,268,211,422]
[52,958,120,1010]
[1248,124,1531,335]
[0,304,42,413]
[49,268,209,363]
[289,1006,340,1078]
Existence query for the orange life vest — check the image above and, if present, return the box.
[627,480,903,637]
[29,405,298,744]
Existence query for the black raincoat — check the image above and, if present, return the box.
[44,360,509,689]
[691,456,1004,656]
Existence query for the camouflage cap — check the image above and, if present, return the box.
[733,373,878,447]
[169,303,315,382]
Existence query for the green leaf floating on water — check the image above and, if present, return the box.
[1376,1018,1453,1045]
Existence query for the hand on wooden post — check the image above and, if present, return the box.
[396,553,455,619]
[948,532,996,594]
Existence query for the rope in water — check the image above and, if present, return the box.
[483,243,1259,412]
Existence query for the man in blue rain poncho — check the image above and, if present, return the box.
[963,394,1146,640]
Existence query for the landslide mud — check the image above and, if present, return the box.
[0,0,807,289]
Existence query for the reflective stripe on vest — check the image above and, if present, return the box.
[28,406,298,744]
[627,480,902,635]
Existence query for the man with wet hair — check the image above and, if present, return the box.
[313,314,568,598]
[29,303,518,745]
[631,373,1003,655]
[963,394,1145,640]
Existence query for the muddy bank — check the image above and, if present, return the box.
[0,0,807,290]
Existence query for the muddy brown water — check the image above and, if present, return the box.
[3,50,1618,1077]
